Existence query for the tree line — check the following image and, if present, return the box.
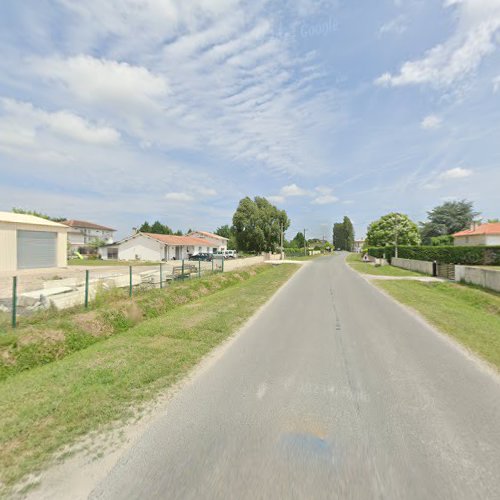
[364,200,487,249]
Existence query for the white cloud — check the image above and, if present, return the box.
[164,192,194,202]
[439,167,473,179]
[267,195,286,204]
[379,15,408,36]
[311,186,338,204]
[280,183,310,196]
[376,0,500,87]
[0,98,120,160]
[421,114,443,129]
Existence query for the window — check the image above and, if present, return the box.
[107,248,118,259]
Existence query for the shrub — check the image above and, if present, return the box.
[367,245,500,265]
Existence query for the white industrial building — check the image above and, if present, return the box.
[0,211,68,272]
[98,232,224,261]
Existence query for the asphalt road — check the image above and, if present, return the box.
[91,255,500,499]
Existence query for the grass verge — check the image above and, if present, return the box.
[377,280,500,370]
[0,267,270,380]
[346,253,423,277]
[0,263,298,491]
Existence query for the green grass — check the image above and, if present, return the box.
[287,254,323,261]
[68,259,159,266]
[378,280,500,370]
[0,264,298,491]
[346,253,423,277]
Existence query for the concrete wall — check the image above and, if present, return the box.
[454,234,486,246]
[223,256,264,271]
[392,257,433,275]
[455,266,500,293]
[486,235,500,246]
[0,222,67,272]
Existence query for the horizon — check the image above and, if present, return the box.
[1,1,499,241]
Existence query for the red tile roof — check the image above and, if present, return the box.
[453,223,500,237]
[143,233,210,246]
[63,220,116,231]
[189,230,228,241]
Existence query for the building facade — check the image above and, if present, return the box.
[453,222,500,246]
[99,232,225,261]
[188,231,229,252]
[63,220,116,252]
[0,212,68,272]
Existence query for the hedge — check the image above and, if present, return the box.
[367,246,500,265]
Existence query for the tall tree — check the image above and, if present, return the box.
[139,221,152,233]
[332,216,355,251]
[366,213,420,247]
[215,225,233,239]
[291,231,305,249]
[232,196,290,252]
[420,200,479,244]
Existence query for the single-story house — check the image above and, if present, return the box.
[453,222,500,246]
[188,231,229,252]
[0,211,68,272]
[63,219,116,252]
[98,232,222,261]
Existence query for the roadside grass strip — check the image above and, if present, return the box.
[346,253,423,277]
[0,264,298,490]
[377,280,500,370]
[0,266,269,380]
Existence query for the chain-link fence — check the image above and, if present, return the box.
[0,258,227,328]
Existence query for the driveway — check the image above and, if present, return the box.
[85,254,500,499]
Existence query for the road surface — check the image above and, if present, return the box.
[91,255,500,499]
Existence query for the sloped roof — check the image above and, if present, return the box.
[63,219,116,231]
[0,211,68,228]
[189,230,229,241]
[453,222,500,237]
[143,233,211,246]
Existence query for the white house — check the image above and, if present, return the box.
[353,239,365,253]
[98,232,219,261]
[188,231,229,252]
[453,222,500,246]
[64,219,116,252]
[0,211,68,272]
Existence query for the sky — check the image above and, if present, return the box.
[0,0,499,240]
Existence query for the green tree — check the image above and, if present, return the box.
[215,225,233,239]
[333,223,345,250]
[232,196,290,252]
[366,213,420,247]
[139,221,152,233]
[420,200,479,244]
[291,231,306,249]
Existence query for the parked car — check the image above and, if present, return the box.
[188,253,212,262]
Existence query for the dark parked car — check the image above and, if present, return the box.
[188,253,213,262]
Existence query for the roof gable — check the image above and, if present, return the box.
[189,230,228,241]
[453,222,500,237]
[63,220,116,231]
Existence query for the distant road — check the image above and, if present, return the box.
[91,254,500,499]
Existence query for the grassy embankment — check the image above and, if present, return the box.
[378,280,500,370]
[346,252,423,277]
[0,264,298,491]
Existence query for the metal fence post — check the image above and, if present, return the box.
[129,266,133,297]
[222,256,225,273]
[12,276,17,329]
[84,270,89,308]
[160,263,163,289]
[212,258,214,273]
[198,260,201,278]
[181,259,185,280]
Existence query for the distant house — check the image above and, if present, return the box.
[453,222,500,246]
[63,220,116,252]
[353,239,365,253]
[98,232,225,261]
[187,231,229,253]
[0,211,68,272]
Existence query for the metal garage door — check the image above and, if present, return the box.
[17,230,57,269]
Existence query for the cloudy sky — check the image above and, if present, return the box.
[0,0,499,239]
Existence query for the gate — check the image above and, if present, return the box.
[436,263,455,280]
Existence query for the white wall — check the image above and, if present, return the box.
[454,234,486,246]
[486,235,500,246]
[118,235,163,261]
[456,266,500,292]
[189,232,227,252]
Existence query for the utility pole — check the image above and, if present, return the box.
[303,228,307,256]
[280,222,284,260]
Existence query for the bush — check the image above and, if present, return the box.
[367,245,500,265]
